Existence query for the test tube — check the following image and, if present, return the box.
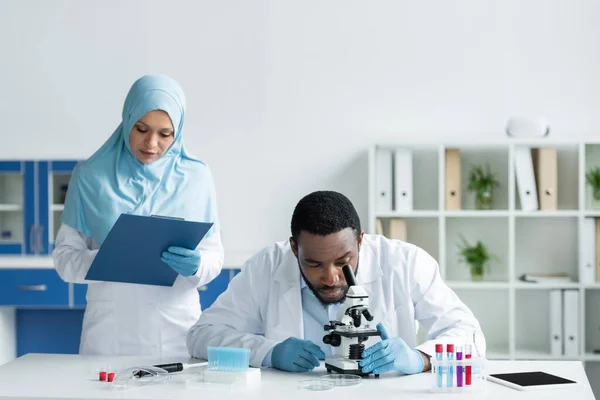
[465,339,472,386]
[435,344,443,388]
[446,344,454,387]
[456,345,463,387]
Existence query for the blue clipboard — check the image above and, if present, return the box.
[85,214,214,287]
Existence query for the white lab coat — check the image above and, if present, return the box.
[187,234,486,367]
[53,223,224,358]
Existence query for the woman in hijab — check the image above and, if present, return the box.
[53,75,224,357]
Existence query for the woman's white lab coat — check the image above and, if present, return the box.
[187,234,486,367]
[53,223,224,358]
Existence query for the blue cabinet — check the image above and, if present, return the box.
[200,269,241,310]
[1,157,241,357]
[0,160,78,255]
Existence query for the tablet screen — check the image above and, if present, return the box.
[489,371,576,387]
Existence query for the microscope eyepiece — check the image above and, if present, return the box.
[342,264,357,286]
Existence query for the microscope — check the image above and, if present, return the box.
[323,265,380,377]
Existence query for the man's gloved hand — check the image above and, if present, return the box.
[271,337,326,372]
[161,246,201,277]
[360,322,425,375]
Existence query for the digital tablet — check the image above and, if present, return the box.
[488,371,578,391]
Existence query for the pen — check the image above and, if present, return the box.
[446,344,454,388]
[435,344,443,388]
[456,345,463,387]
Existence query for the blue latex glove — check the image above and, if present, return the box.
[271,337,326,372]
[161,246,201,277]
[360,322,425,375]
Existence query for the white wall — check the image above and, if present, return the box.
[1,0,599,258]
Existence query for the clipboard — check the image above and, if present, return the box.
[85,214,214,287]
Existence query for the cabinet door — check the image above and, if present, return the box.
[199,269,240,311]
[46,161,79,254]
[0,161,24,254]
[23,161,42,255]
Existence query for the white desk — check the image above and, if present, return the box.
[0,354,594,400]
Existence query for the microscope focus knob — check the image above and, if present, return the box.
[323,333,341,347]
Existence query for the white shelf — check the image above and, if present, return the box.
[583,284,600,290]
[514,282,580,290]
[515,350,581,360]
[584,353,600,361]
[444,210,509,218]
[487,352,511,360]
[514,210,579,217]
[375,211,439,218]
[0,204,21,212]
[50,204,64,211]
[447,281,509,290]
[368,141,600,369]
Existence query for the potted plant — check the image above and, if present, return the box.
[586,167,600,209]
[457,236,498,281]
[467,164,499,210]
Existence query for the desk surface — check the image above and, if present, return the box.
[0,354,594,400]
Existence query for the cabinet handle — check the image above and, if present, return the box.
[18,284,47,292]
[36,224,44,254]
[29,225,36,253]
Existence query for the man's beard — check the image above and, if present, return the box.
[298,259,359,306]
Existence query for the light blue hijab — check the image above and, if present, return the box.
[62,75,219,245]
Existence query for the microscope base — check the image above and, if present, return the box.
[324,358,379,378]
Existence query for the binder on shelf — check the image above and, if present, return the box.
[532,147,558,211]
[388,218,407,242]
[375,218,384,235]
[393,148,413,211]
[562,290,579,357]
[596,218,600,283]
[581,218,596,285]
[514,147,539,211]
[549,289,563,356]
[445,148,461,210]
[376,148,393,213]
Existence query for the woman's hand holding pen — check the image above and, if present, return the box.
[161,246,201,276]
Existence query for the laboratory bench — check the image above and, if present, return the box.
[0,354,594,399]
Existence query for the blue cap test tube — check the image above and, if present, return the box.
[435,344,443,388]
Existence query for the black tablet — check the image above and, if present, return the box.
[488,371,578,391]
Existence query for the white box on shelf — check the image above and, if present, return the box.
[393,148,413,211]
[563,290,579,357]
[375,148,393,213]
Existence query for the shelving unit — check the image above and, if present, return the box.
[368,139,600,389]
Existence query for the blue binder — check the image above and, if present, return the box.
[85,214,213,287]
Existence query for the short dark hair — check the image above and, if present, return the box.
[290,190,361,242]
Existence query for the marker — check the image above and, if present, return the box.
[446,344,454,388]
[435,344,443,388]
[456,345,463,387]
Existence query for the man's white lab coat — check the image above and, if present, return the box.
[187,234,486,367]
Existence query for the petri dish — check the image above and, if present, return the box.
[320,374,362,387]
[298,379,335,391]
